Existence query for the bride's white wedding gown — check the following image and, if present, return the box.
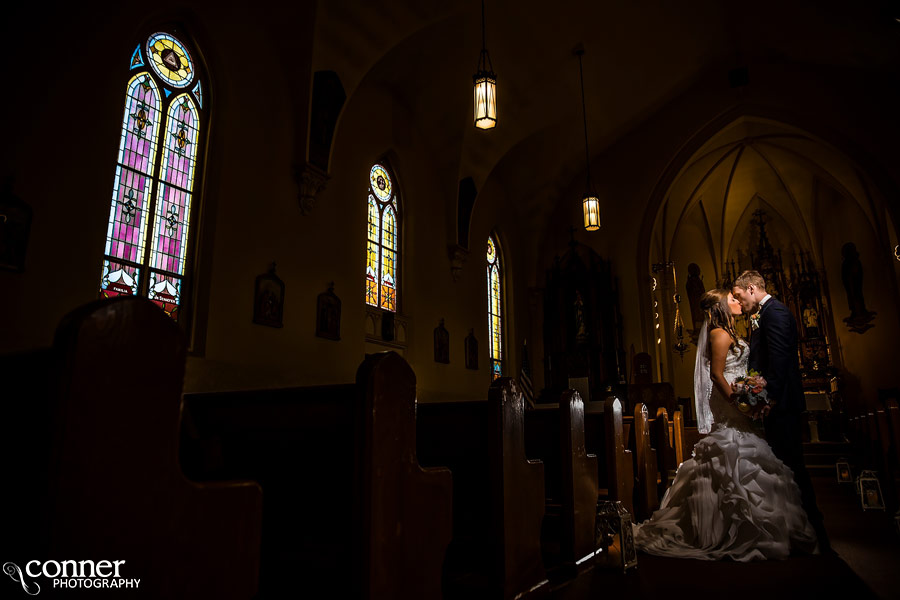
[632,339,818,561]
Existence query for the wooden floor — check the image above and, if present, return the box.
[551,474,900,600]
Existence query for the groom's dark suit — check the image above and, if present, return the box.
[749,296,828,548]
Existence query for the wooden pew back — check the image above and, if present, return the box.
[633,403,660,521]
[493,379,548,597]
[652,407,682,492]
[559,390,599,566]
[589,396,634,516]
[417,378,548,599]
[627,382,677,418]
[183,351,452,600]
[360,353,454,599]
[49,297,263,599]
[887,400,900,464]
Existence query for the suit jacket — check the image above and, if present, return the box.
[748,297,805,415]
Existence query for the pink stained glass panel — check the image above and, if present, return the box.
[117,74,161,177]
[105,166,153,264]
[150,184,192,275]
[160,95,198,191]
[148,94,198,280]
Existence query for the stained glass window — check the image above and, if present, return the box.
[365,163,400,312]
[99,31,205,322]
[487,235,503,379]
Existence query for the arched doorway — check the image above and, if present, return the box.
[638,115,900,411]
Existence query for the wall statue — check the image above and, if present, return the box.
[840,242,876,333]
[685,263,706,341]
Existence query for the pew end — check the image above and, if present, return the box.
[45,297,263,599]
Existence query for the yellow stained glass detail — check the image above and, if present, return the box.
[367,197,379,241]
[380,231,396,312]
[490,266,502,360]
[370,164,392,202]
[489,234,502,378]
[366,164,400,311]
[148,33,193,88]
[491,315,502,360]
[369,165,393,202]
[382,207,396,251]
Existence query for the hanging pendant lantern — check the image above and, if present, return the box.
[473,52,497,129]
[473,1,497,129]
[575,45,600,231]
[583,195,601,231]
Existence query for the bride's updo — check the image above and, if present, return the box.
[700,288,742,354]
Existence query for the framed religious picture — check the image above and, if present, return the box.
[464,329,478,370]
[434,319,450,364]
[316,282,341,340]
[253,263,285,328]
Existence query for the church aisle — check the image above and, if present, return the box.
[551,474,898,600]
[814,473,900,600]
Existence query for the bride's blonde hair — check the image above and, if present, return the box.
[700,289,743,355]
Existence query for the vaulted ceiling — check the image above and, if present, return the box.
[657,117,886,275]
[311,0,900,232]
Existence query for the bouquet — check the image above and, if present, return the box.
[732,369,769,418]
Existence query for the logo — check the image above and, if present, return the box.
[3,560,140,595]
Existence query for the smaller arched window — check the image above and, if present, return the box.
[487,234,503,379]
[365,163,400,312]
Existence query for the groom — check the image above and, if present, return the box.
[732,270,830,552]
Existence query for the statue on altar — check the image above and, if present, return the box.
[802,304,819,338]
[574,290,588,343]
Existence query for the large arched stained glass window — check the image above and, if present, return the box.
[487,235,503,379]
[365,163,400,312]
[99,31,205,322]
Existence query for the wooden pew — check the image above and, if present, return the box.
[887,400,900,467]
[681,424,705,462]
[673,410,686,466]
[559,390,600,569]
[886,400,900,511]
[583,396,634,516]
[875,404,899,511]
[651,407,682,495]
[627,382,677,419]
[865,411,880,471]
[524,391,599,577]
[633,403,661,521]
[181,351,452,599]
[42,297,263,599]
[417,378,548,599]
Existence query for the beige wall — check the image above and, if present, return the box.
[3,3,898,406]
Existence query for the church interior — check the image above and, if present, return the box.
[2,0,900,598]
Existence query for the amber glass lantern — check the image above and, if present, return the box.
[473,0,497,129]
[576,46,600,231]
[473,61,497,129]
[583,195,601,231]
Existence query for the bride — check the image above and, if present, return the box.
[632,289,818,561]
